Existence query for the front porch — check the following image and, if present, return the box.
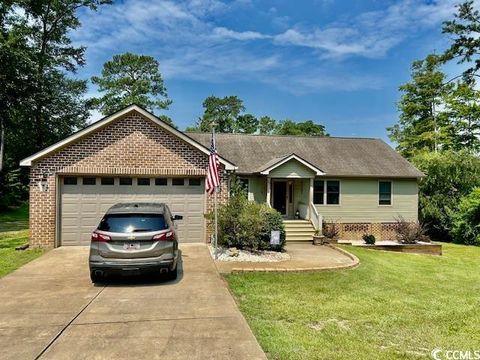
[243,154,324,240]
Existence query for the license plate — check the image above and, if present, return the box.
[123,243,140,250]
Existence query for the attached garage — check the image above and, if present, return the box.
[20,105,235,248]
[60,176,205,246]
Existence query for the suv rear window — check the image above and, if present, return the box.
[98,214,168,233]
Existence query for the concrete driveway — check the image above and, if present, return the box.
[0,245,266,360]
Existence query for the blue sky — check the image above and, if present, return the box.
[72,0,464,142]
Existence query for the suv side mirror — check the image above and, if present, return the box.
[172,214,183,221]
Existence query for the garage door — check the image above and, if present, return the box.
[60,176,205,246]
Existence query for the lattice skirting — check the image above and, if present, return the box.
[324,222,404,241]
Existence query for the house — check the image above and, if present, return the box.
[20,104,424,247]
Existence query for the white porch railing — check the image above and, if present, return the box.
[309,202,323,234]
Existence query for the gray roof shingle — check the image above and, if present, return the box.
[188,133,424,178]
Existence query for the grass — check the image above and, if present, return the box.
[0,203,45,278]
[226,244,480,360]
[0,202,29,231]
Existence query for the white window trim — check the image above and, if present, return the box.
[314,179,341,206]
[378,180,393,206]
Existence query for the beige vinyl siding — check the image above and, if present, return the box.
[294,179,310,208]
[268,159,316,178]
[247,176,266,202]
[315,178,418,223]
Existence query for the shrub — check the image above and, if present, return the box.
[412,150,480,241]
[322,221,339,240]
[212,192,286,251]
[362,234,376,245]
[451,188,480,246]
[394,217,430,244]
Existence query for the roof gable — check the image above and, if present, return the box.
[20,105,236,170]
[259,154,324,176]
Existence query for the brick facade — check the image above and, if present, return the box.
[29,110,228,247]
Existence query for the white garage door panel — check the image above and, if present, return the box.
[60,177,205,246]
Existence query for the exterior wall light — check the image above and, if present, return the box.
[37,173,49,192]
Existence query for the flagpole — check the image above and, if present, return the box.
[213,124,219,260]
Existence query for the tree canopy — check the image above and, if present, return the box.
[442,0,480,83]
[0,0,111,208]
[274,119,328,136]
[195,96,245,133]
[188,95,329,136]
[91,52,172,123]
[388,55,451,158]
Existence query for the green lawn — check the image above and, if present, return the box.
[226,244,480,360]
[0,204,45,278]
[0,202,29,232]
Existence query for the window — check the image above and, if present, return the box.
[63,177,77,185]
[326,181,340,205]
[313,180,324,204]
[314,180,340,205]
[101,177,114,185]
[155,178,167,186]
[83,177,96,185]
[119,177,133,186]
[189,178,201,186]
[137,178,150,186]
[379,181,392,205]
[172,178,184,186]
[98,214,167,233]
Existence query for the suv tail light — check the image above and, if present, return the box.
[91,231,111,242]
[152,231,174,241]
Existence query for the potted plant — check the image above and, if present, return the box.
[313,229,325,245]
[322,221,339,245]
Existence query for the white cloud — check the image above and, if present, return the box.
[274,0,459,59]
[73,0,460,95]
[212,27,269,41]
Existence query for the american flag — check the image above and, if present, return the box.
[206,131,220,195]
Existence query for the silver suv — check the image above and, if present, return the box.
[89,203,182,283]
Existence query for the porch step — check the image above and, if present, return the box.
[283,220,316,242]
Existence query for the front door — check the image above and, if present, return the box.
[272,180,287,215]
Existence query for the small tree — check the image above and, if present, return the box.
[196,96,245,133]
[451,188,480,246]
[388,55,452,158]
[236,114,258,133]
[258,116,276,135]
[91,52,172,121]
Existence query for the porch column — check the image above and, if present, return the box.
[309,178,314,219]
[266,177,271,206]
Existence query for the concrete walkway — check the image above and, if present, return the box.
[214,243,358,273]
[0,245,266,360]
